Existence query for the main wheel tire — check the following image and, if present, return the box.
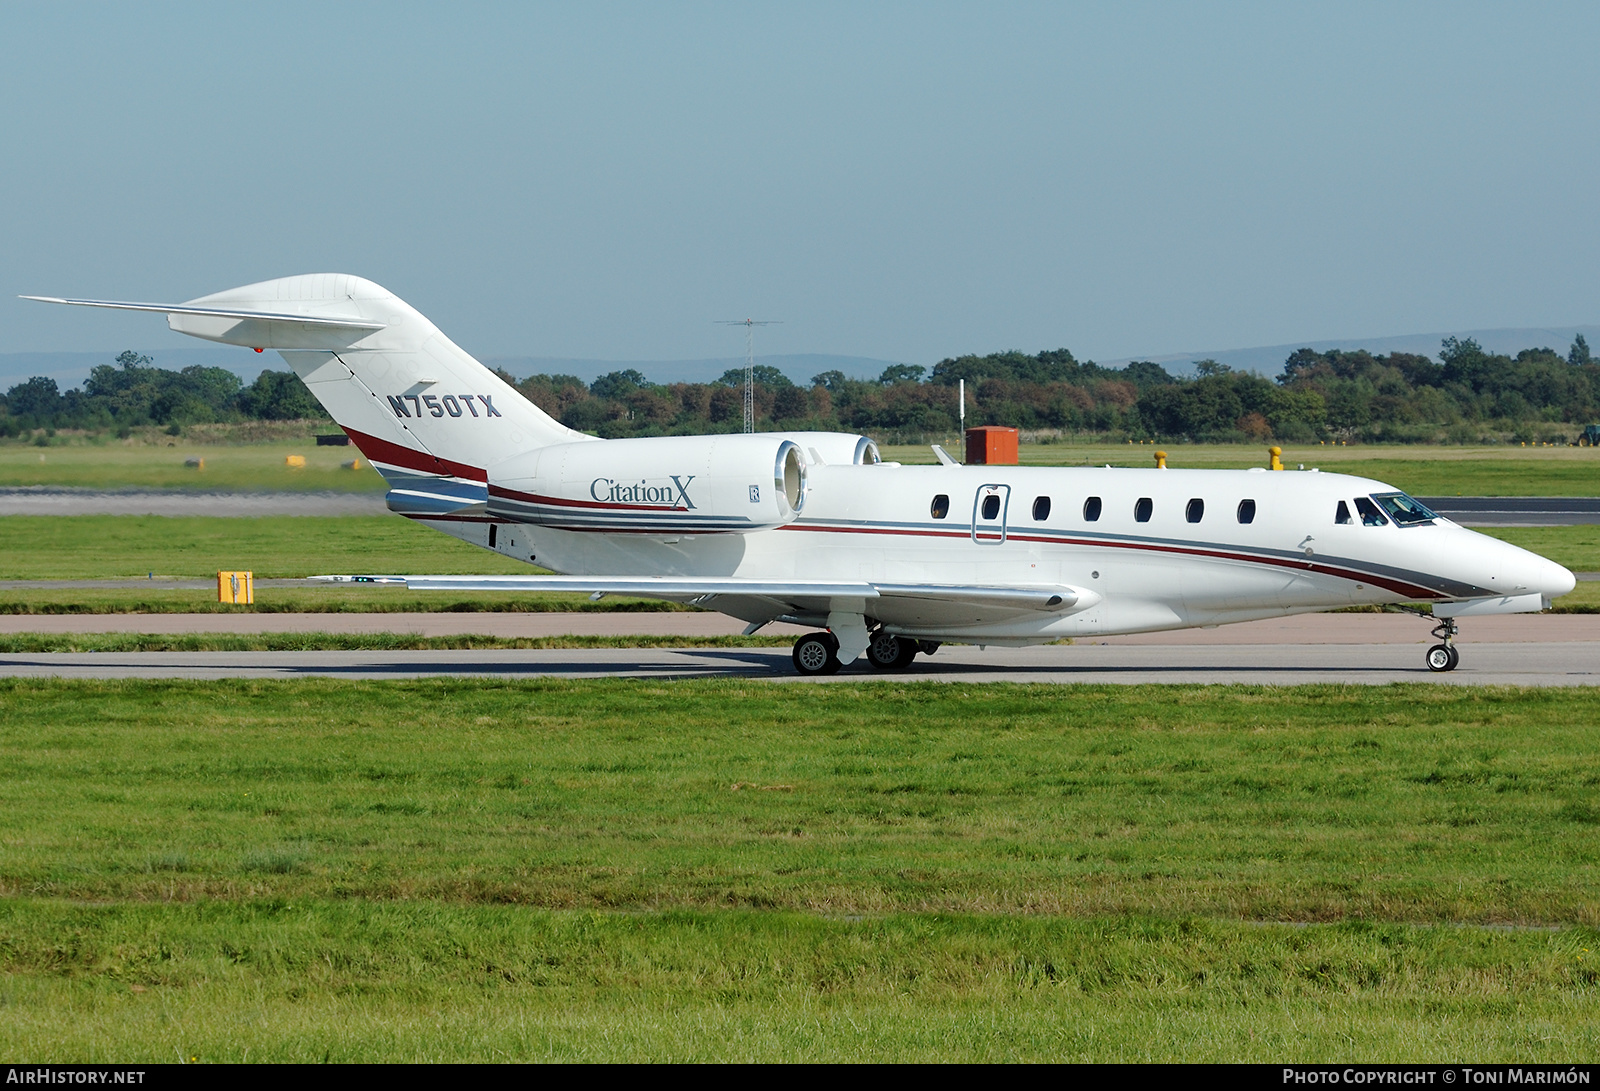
[867,631,916,670]
[1426,643,1455,672]
[793,632,842,676]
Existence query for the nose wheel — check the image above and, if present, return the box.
[1425,617,1460,672]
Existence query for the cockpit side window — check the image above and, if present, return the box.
[1354,497,1388,527]
[1371,492,1438,526]
[1336,500,1352,525]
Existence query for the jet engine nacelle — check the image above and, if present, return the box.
[487,432,864,534]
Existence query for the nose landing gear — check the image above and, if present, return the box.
[1425,617,1460,672]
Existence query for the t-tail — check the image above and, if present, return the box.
[24,274,593,515]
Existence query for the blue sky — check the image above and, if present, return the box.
[4,2,1598,369]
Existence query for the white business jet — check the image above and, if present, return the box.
[27,274,1576,674]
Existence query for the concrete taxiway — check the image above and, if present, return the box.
[1,640,1595,684]
[1,613,1595,685]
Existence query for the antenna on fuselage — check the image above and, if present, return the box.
[715,318,781,433]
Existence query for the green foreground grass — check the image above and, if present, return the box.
[1,438,385,493]
[0,515,532,580]
[1,679,1597,1060]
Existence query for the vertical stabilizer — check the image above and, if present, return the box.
[173,275,591,484]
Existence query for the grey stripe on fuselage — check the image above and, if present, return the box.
[779,514,1492,600]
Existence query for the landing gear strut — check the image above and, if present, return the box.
[1425,617,1460,672]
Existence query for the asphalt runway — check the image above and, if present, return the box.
[1415,496,1600,526]
[2,640,1595,684]
[3,614,1595,684]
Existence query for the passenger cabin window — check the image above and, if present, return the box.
[1134,497,1153,523]
[1354,497,1388,527]
[1237,499,1256,524]
[981,495,1001,520]
[1186,498,1204,523]
[1032,496,1051,521]
[1336,500,1352,525]
[1083,496,1102,522]
[930,494,950,519]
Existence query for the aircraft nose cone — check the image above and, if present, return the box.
[1536,556,1577,598]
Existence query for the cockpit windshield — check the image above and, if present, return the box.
[1371,492,1439,526]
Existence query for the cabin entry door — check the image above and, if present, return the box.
[971,484,1011,544]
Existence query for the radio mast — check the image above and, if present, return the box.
[716,318,781,433]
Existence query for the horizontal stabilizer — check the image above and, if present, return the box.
[21,296,385,331]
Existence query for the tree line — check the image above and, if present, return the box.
[5,336,1599,444]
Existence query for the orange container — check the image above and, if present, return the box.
[964,426,1019,465]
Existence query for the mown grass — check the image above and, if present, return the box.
[0,586,686,615]
[6,679,1595,919]
[1479,525,1600,573]
[0,679,1596,1060]
[0,439,385,493]
[0,515,533,579]
[4,904,1595,1062]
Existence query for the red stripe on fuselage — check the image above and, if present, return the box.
[343,427,487,482]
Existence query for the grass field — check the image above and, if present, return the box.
[0,515,531,580]
[1,439,385,493]
[1,679,1597,1061]
[5,438,1597,497]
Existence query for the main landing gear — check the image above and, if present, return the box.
[791,630,934,676]
[1425,617,1460,673]
[792,632,842,675]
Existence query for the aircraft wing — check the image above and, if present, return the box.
[310,573,1091,620]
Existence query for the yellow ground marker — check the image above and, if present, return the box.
[218,571,254,605]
